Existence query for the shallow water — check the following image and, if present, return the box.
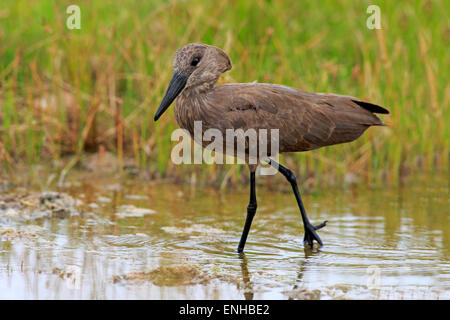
[0,169,448,299]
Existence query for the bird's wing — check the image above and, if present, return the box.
[202,83,388,152]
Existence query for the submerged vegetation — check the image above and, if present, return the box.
[0,0,448,186]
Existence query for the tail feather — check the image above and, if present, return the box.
[352,100,390,114]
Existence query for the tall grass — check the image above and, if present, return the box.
[0,0,448,186]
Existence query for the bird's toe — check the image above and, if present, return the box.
[314,220,328,230]
[303,222,324,247]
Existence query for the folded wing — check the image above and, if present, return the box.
[202,83,389,153]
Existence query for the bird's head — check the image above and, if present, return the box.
[154,43,232,121]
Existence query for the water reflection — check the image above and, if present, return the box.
[238,253,254,300]
[0,169,448,299]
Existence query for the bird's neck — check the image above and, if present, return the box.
[184,81,215,96]
[174,85,212,135]
[177,81,214,109]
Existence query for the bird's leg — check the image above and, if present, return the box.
[269,159,327,248]
[237,170,257,253]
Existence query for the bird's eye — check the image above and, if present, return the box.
[191,57,201,66]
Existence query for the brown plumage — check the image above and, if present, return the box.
[177,83,387,153]
[154,43,389,253]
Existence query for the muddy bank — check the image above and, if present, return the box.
[0,192,83,220]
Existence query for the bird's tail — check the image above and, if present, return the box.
[351,100,389,126]
[352,100,390,115]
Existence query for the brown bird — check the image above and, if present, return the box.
[154,43,389,253]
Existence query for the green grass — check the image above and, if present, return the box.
[0,0,449,186]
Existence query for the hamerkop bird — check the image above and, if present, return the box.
[154,43,389,253]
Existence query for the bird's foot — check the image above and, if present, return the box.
[303,220,328,248]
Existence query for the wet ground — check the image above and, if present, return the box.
[0,168,448,299]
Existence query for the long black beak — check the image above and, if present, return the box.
[154,71,188,121]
